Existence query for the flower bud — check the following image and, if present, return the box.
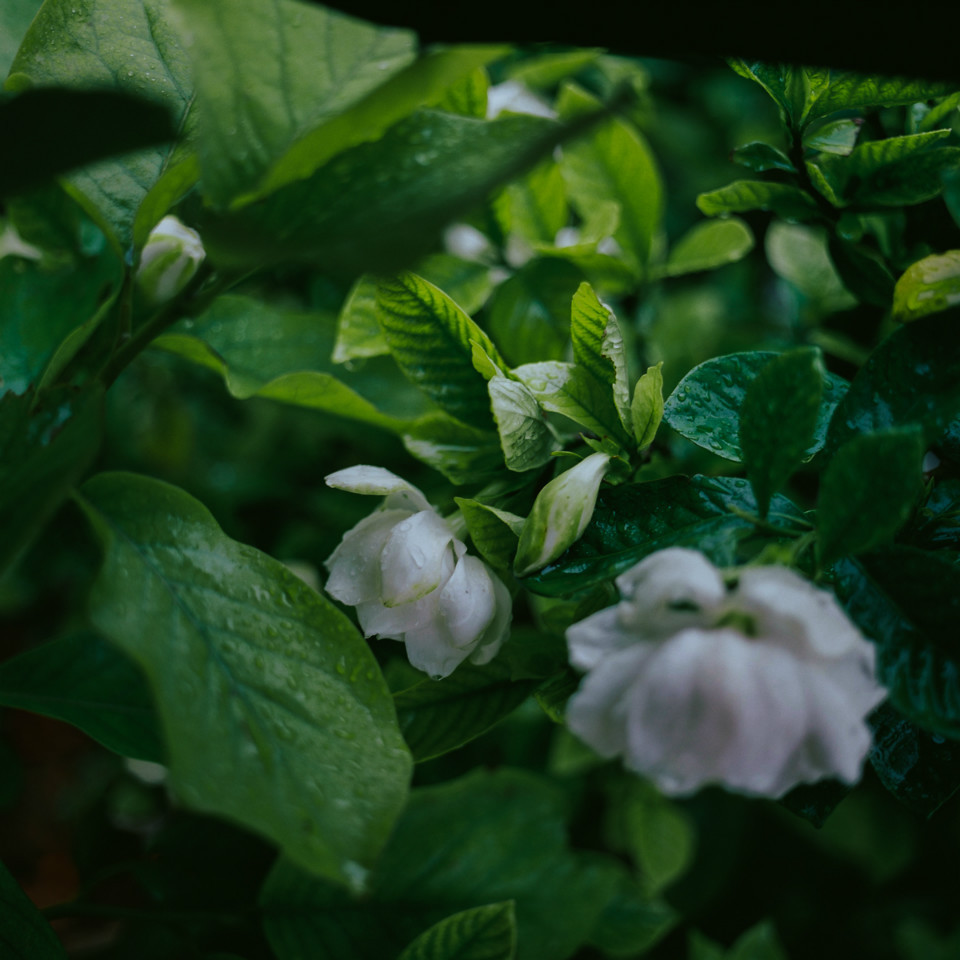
[136,215,205,305]
[513,452,611,578]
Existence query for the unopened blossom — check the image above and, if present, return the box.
[136,215,205,305]
[565,548,886,798]
[324,466,511,679]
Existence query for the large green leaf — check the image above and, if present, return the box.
[8,0,195,252]
[394,660,536,762]
[0,860,66,960]
[524,475,804,597]
[397,903,517,960]
[824,310,960,454]
[0,632,163,762]
[76,472,411,888]
[663,351,847,462]
[802,73,958,125]
[696,181,819,220]
[170,0,415,208]
[0,386,104,578]
[260,768,622,960]
[0,0,42,79]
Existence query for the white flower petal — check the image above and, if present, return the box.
[468,567,513,666]
[438,555,497,649]
[325,465,432,512]
[403,615,473,679]
[380,510,456,606]
[567,606,637,671]
[324,509,412,605]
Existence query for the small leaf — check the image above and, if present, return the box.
[630,363,664,449]
[488,375,559,472]
[656,218,755,278]
[739,347,824,516]
[332,275,389,364]
[697,181,819,220]
[455,498,524,573]
[495,160,568,247]
[586,874,676,958]
[817,427,925,566]
[893,251,960,322]
[803,117,861,155]
[397,902,517,960]
[0,859,66,959]
[726,921,788,960]
[730,142,796,174]
[434,66,490,119]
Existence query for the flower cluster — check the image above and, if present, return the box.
[324,466,511,679]
[565,548,886,798]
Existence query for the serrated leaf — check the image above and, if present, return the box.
[730,142,796,174]
[663,351,847,462]
[893,251,960,322]
[495,160,568,246]
[397,902,517,960]
[455,498,524,573]
[394,661,536,762]
[524,475,804,597]
[697,180,819,220]
[631,362,663,449]
[739,347,824,517]
[656,218,755,278]
[488,375,559,472]
[76,472,411,887]
[817,427,925,566]
[9,0,195,252]
[0,859,66,959]
[0,632,163,762]
[332,275,389,364]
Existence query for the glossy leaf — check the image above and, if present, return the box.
[488,375,558,472]
[9,0,195,252]
[696,181,819,220]
[77,472,411,887]
[630,362,664,449]
[0,859,66,959]
[455,498,524,574]
[817,427,924,566]
[730,142,796,174]
[394,661,536,762]
[893,251,960,322]
[803,117,861,155]
[803,74,957,125]
[824,310,960,454]
[664,351,847,462]
[739,347,824,517]
[524,475,804,597]
[332,275,389,364]
[656,218,755,278]
[0,632,163,762]
[417,254,497,317]
[397,902,517,960]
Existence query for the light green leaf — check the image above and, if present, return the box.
[488,375,559,472]
[630,362,663,449]
[0,632,162,762]
[893,251,960,322]
[803,117,861,155]
[739,347,824,517]
[764,221,856,310]
[817,427,925,566]
[77,472,411,887]
[697,180,819,220]
[0,859,66,959]
[505,49,602,89]
[455,498,524,573]
[434,66,489,120]
[0,0,42,79]
[332,275,389,364]
[377,273,502,429]
[656,218,755,278]
[417,254,496,317]
[556,83,662,270]
[9,0,195,253]
[169,0,415,208]
[495,160,568,247]
[397,902,516,960]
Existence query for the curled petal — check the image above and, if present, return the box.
[469,567,513,666]
[325,465,432,513]
[403,613,474,679]
[438,555,497,650]
[380,510,456,606]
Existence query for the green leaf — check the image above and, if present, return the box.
[696,181,819,220]
[0,632,163,762]
[817,427,925,566]
[824,311,960,454]
[764,221,855,310]
[394,661,536,762]
[377,273,502,429]
[434,66,490,120]
[585,874,676,958]
[332,275,389,364]
[827,236,896,307]
[730,142,796,174]
[0,859,66,959]
[417,254,496,316]
[495,160,568,247]
[0,0,41,79]
[803,73,957,125]
[455,498,524,574]
[803,117,861,155]
[401,414,504,486]
[835,552,960,742]
[0,386,104,578]
[199,108,581,276]
[169,0,415,208]
[9,0,195,253]
[739,347,824,516]
[655,218,755,278]
[663,351,847,462]
[397,902,517,960]
[486,258,580,366]
[488,375,559,472]
[0,89,176,199]
[557,83,662,270]
[76,472,411,888]
[727,61,829,127]
[524,475,804,597]
[726,921,788,960]
[893,251,960,322]
[260,768,621,960]
[630,362,664,449]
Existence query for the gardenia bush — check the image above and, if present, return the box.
[1,1,960,959]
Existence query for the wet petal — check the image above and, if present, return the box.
[325,465,432,512]
[380,510,456,606]
[468,566,513,666]
[324,509,411,605]
[437,554,498,650]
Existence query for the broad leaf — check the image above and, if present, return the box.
[495,160,568,246]
[656,218,755,278]
[332,275,389,364]
[394,661,536,762]
[417,254,497,316]
[664,351,847,462]
[803,73,957,125]
[401,414,504,486]
[893,252,960,322]
[585,875,676,957]
[696,181,818,220]
[739,347,824,516]
[524,475,804,597]
[0,0,42,79]
[803,117,861,155]
[0,860,66,960]
[397,903,517,960]
[0,632,163,762]
[77,472,411,887]
[434,66,489,119]
[488,375,558,472]
[455,498,524,574]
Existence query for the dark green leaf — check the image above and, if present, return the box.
[696,181,819,220]
[77,472,411,887]
[394,661,536,762]
[739,347,824,516]
[586,873,676,958]
[455,498,524,575]
[726,921,788,960]
[817,427,924,566]
[417,254,497,317]
[401,413,504,486]
[0,859,66,959]
[824,310,960,454]
[0,632,163,762]
[524,475,804,597]
[656,218,755,278]
[0,386,104,578]
[664,351,847,462]
[803,117,861,155]
[803,74,957,125]
[727,61,829,126]
[730,142,796,174]
[397,902,517,960]
[827,236,896,307]
[779,778,852,828]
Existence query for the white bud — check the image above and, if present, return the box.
[136,215,205,305]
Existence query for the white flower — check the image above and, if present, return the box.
[565,548,886,798]
[136,215,205,305]
[324,466,511,679]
